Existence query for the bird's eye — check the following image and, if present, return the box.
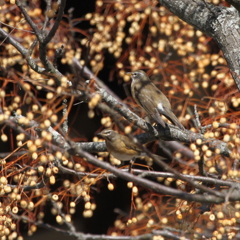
[133,72,137,77]
[105,130,111,135]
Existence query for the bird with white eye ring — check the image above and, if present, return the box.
[97,129,146,161]
[97,129,165,170]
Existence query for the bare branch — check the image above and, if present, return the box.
[70,143,240,204]
[43,0,67,45]
[15,0,43,41]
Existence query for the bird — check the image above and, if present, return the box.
[97,129,161,162]
[97,129,144,161]
[128,70,185,130]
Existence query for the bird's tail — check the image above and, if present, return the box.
[164,109,185,130]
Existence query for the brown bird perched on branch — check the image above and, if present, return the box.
[97,129,162,162]
[97,129,145,161]
[128,70,185,130]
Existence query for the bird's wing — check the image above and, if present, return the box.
[132,82,167,127]
[123,137,143,152]
[136,82,184,130]
[161,106,183,130]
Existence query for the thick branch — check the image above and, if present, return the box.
[226,0,240,11]
[159,0,240,91]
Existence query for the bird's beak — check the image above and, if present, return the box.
[125,72,132,76]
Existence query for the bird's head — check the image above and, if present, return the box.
[97,129,117,141]
[126,70,148,82]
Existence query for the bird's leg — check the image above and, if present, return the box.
[128,157,136,173]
